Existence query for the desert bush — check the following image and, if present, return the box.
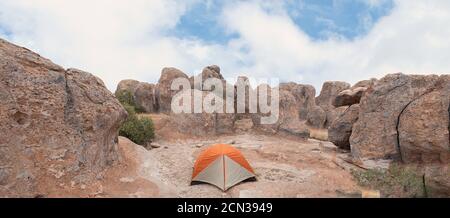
[115,89,145,113]
[351,164,425,198]
[119,103,155,145]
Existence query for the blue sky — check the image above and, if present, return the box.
[0,0,449,91]
[172,0,394,43]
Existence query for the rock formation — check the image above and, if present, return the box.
[156,67,189,113]
[0,38,126,197]
[191,65,225,91]
[316,81,351,127]
[134,82,157,113]
[328,104,360,150]
[424,165,450,197]
[397,77,450,164]
[115,79,157,113]
[170,89,234,136]
[350,73,450,164]
[333,87,367,107]
[115,79,140,96]
[306,106,326,128]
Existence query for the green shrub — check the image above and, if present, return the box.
[115,89,145,113]
[351,164,425,198]
[119,103,155,145]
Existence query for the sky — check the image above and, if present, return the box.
[0,0,449,92]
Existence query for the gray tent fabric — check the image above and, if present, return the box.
[192,155,225,190]
[224,155,255,190]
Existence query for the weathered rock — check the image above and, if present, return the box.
[263,88,297,132]
[333,87,367,107]
[279,121,310,139]
[350,73,449,162]
[316,81,351,127]
[170,89,235,136]
[306,106,326,128]
[280,82,316,120]
[115,80,157,113]
[328,104,360,150]
[215,113,236,134]
[234,76,256,114]
[327,106,349,127]
[251,84,277,132]
[191,65,225,91]
[156,67,189,113]
[424,165,450,197]
[134,82,157,113]
[0,38,127,197]
[252,83,314,136]
[352,78,377,89]
[234,118,254,132]
[398,80,450,164]
[115,79,140,96]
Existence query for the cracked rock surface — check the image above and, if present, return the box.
[0,38,127,197]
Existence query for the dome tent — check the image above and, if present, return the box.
[191,144,256,191]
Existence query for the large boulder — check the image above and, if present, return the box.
[424,165,450,197]
[279,121,310,139]
[134,82,157,113]
[350,73,450,163]
[398,80,450,164]
[306,106,327,128]
[170,89,235,136]
[252,83,314,137]
[191,65,225,91]
[0,38,127,197]
[333,87,367,107]
[332,79,376,107]
[115,80,157,113]
[280,82,316,120]
[352,78,377,89]
[156,67,189,113]
[316,81,351,127]
[251,84,278,133]
[328,104,360,150]
[115,79,140,96]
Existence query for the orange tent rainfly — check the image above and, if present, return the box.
[191,144,256,191]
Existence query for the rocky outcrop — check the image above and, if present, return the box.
[350,73,450,163]
[332,79,376,107]
[316,81,351,127]
[115,79,140,96]
[251,84,278,133]
[352,78,377,89]
[333,87,367,107]
[191,65,225,91]
[306,106,326,128]
[170,89,235,136]
[134,82,157,113]
[115,80,157,113]
[280,82,316,120]
[156,67,189,113]
[398,77,450,164]
[279,121,310,138]
[424,165,450,197]
[328,104,360,150]
[0,38,127,197]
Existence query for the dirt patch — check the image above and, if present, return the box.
[105,131,362,197]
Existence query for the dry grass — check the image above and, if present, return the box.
[351,164,426,198]
[309,128,328,141]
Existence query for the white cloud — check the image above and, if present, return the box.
[220,0,450,89]
[0,0,449,92]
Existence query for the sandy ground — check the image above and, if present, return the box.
[99,127,364,197]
